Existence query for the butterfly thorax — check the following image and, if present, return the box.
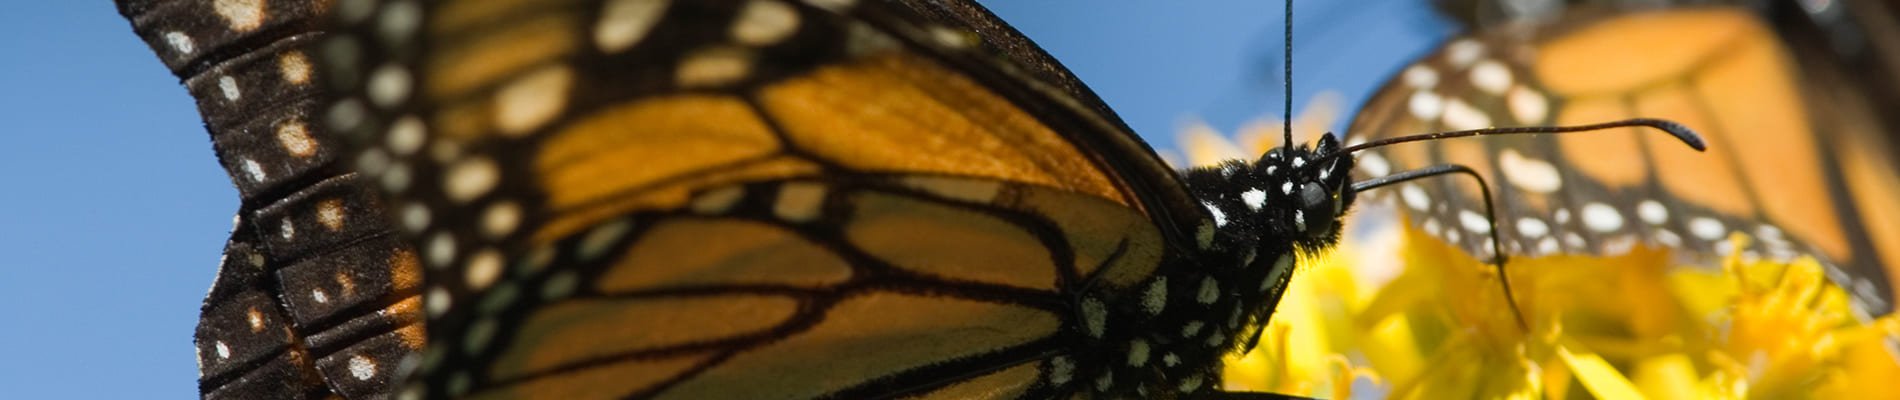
[1064,135,1356,397]
[1186,134,1358,253]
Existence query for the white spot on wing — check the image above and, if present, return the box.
[1441,98,1491,131]
[1400,183,1430,211]
[1460,210,1491,234]
[219,76,241,100]
[1507,86,1548,124]
[242,158,266,182]
[386,116,426,155]
[578,219,633,261]
[1655,229,1682,247]
[212,0,265,31]
[803,0,857,11]
[426,286,451,317]
[465,250,504,290]
[348,354,377,380]
[481,201,521,239]
[444,157,500,203]
[1469,60,1512,95]
[1581,202,1624,232]
[1604,235,1638,254]
[326,97,366,132]
[1445,39,1484,67]
[1637,200,1668,225]
[1358,152,1390,178]
[1409,90,1444,121]
[401,203,430,232]
[1403,65,1438,88]
[279,52,312,84]
[1517,218,1548,238]
[165,32,195,54]
[1758,225,1785,241]
[1498,149,1561,193]
[367,64,413,107]
[1713,240,1736,256]
[732,0,800,45]
[426,233,456,268]
[495,65,573,136]
[595,0,671,53]
[277,121,318,157]
[1536,237,1560,254]
[677,46,755,87]
[377,1,423,43]
[1689,217,1726,240]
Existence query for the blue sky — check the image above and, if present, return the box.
[0,1,1452,398]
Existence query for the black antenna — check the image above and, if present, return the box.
[1282,0,1294,148]
[1324,119,1704,332]
[1307,118,1704,169]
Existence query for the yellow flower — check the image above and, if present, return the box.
[1178,105,1900,399]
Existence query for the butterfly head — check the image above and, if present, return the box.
[1261,133,1357,250]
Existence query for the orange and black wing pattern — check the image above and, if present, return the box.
[114,0,425,398]
[312,0,1319,398]
[1345,4,1900,316]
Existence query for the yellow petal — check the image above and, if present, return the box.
[1633,353,1699,400]
[1557,342,1648,400]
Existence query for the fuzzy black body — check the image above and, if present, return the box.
[1061,134,1360,398]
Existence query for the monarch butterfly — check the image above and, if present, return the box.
[110,0,1710,399]
[309,0,1701,399]
[1346,2,1900,319]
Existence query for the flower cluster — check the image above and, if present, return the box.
[1183,102,1900,399]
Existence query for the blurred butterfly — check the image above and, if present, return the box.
[1345,1,1900,318]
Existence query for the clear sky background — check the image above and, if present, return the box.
[0,1,1453,398]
